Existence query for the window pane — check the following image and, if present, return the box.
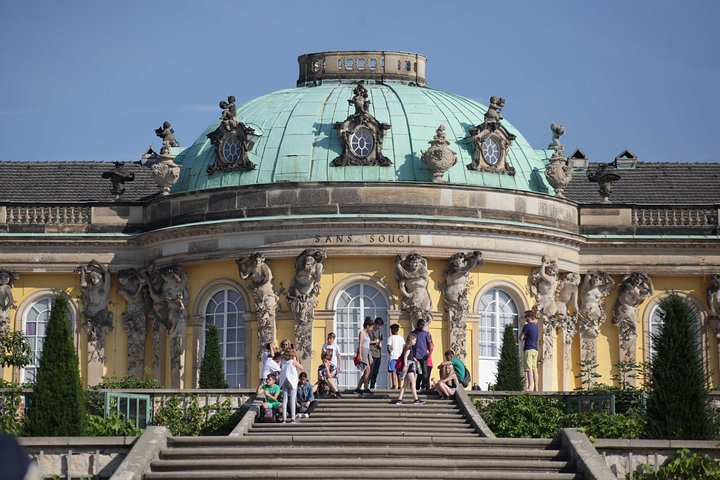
[478,288,518,360]
[204,288,246,387]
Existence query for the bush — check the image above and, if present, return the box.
[199,325,228,389]
[494,324,524,391]
[85,414,142,437]
[153,395,240,436]
[645,295,714,440]
[637,448,720,479]
[0,383,24,436]
[586,384,646,415]
[563,412,643,440]
[23,295,86,436]
[476,395,565,438]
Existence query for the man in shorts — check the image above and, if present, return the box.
[519,310,539,392]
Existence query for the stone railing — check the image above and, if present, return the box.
[632,207,718,226]
[19,436,136,479]
[594,439,720,479]
[5,205,92,224]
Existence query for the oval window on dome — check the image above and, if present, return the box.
[481,137,502,165]
[349,128,374,158]
[221,135,242,164]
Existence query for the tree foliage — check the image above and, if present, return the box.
[644,294,714,440]
[23,295,86,436]
[199,324,227,389]
[0,330,32,368]
[494,324,525,391]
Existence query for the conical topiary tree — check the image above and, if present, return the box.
[494,324,525,391]
[24,294,86,436]
[645,294,713,439]
[199,324,228,388]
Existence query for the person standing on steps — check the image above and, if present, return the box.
[387,323,404,389]
[354,317,374,394]
[412,319,432,392]
[280,348,304,423]
[322,332,343,376]
[519,310,539,392]
[395,333,425,405]
[368,317,385,390]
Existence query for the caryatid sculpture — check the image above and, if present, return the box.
[528,256,559,389]
[117,268,149,379]
[555,272,580,390]
[76,260,113,362]
[707,274,720,361]
[613,272,654,367]
[443,251,483,358]
[286,249,326,360]
[396,253,433,327]
[161,266,189,387]
[578,271,615,379]
[237,253,279,359]
[0,270,19,333]
[707,274,720,341]
[147,266,170,376]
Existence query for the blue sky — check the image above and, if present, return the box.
[0,1,718,163]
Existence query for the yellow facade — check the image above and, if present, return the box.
[6,261,716,390]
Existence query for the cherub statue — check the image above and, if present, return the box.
[76,260,113,360]
[154,121,179,154]
[219,96,238,132]
[548,123,565,156]
[613,272,653,362]
[0,270,19,332]
[287,249,327,360]
[237,253,280,356]
[443,251,483,357]
[396,253,433,326]
[117,268,149,378]
[484,96,506,125]
[349,83,370,115]
[101,161,135,196]
[578,271,614,339]
[707,274,720,340]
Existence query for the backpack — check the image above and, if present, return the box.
[395,355,405,373]
[460,364,471,388]
[259,405,275,423]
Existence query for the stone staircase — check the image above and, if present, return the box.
[144,392,583,479]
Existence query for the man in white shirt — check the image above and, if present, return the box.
[387,323,404,389]
[261,352,282,383]
[322,332,343,374]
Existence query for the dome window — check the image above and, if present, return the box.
[357,58,366,70]
[349,128,374,158]
[467,96,516,176]
[369,58,377,69]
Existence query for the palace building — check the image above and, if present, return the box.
[1,50,719,391]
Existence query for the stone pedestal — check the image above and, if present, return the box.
[87,342,105,386]
[541,324,556,391]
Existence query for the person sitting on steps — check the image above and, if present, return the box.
[256,373,281,421]
[317,351,342,397]
[295,372,318,418]
[432,350,461,399]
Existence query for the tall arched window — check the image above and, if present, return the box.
[477,288,519,389]
[22,296,74,383]
[647,302,702,360]
[204,288,246,388]
[334,282,389,389]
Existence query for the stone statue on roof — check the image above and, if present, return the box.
[155,121,180,155]
[349,83,370,115]
[219,96,239,132]
[484,96,505,126]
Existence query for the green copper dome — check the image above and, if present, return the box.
[172,59,552,194]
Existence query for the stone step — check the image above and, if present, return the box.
[159,446,566,460]
[310,407,461,415]
[252,418,470,426]
[245,430,475,437]
[144,468,581,479]
[166,435,556,448]
[150,457,570,472]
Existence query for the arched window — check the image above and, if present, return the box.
[204,288,246,388]
[334,282,389,389]
[647,302,702,361]
[22,296,74,383]
[478,288,519,358]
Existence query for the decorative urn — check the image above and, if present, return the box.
[421,124,457,183]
